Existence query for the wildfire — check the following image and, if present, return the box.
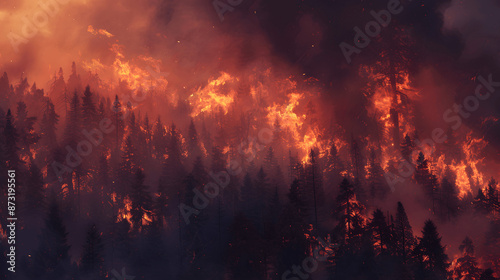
[448,161,472,198]
[368,72,418,138]
[267,93,305,139]
[116,195,152,231]
[87,25,114,38]
[433,132,488,198]
[81,37,169,99]
[267,92,320,161]
[118,196,133,224]
[188,72,237,117]
[111,44,168,93]
[298,128,327,163]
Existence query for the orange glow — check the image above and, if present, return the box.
[81,42,169,103]
[266,92,326,162]
[267,93,305,140]
[117,196,132,225]
[433,132,488,198]
[188,72,237,117]
[111,44,168,93]
[87,25,114,38]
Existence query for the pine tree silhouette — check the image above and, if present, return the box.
[367,149,390,201]
[129,169,152,232]
[414,220,449,280]
[369,209,391,255]
[4,109,22,170]
[15,101,40,158]
[32,198,71,280]
[81,86,97,129]
[393,202,415,263]
[24,163,45,216]
[334,178,365,245]
[80,224,105,279]
[474,188,489,214]
[401,134,415,163]
[39,99,59,168]
[454,236,481,280]
[277,179,308,275]
[153,116,166,160]
[485,178,499,214]
[111,95,124,151]
[438,177,460,221]
[118,136,136,198]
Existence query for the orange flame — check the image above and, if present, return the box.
[188,72,237,117]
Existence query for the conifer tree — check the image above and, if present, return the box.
[81,85,97,131]
[277,180,309,274]
[400,134,415,163]
[485,178,499,214]
[368,149,390,201]
[369,209,390,255]
[414,220,449,280]
[67,61,82,94]
[111,95,124,150]
[129,169,152,231]
[32,198,71,280]
[187,119,202,166]
[306,149,324,230]
[325,142,345,198]
[118,136,136,196]
[180,173,207,278]
[250,167,269,230]
[14,74,29,96]
[474,188,489,214]
[0,72,11,97]
[160,124,186,216]
[4,109,22,170]
[201,120,213,157]
[415,152,438,211]
[240,173,256,215]
[334,178,366,245]
[50,68,67,115]
[24,163,45,216]
[438,177,460,221]
[63,91,81,147]
[15,101,40,157]
[454,237,481,280]
[393,202,415,262]
[153,116,166,159]
[350,138,366,202]
[142,113,152,157]
[80,224,105,279]
[39,99,59,160]
[95,153,110,216]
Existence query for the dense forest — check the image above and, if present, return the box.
[1,0,500,279]
[0,64,499,280]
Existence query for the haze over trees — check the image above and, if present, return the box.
[0,71,498,280]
